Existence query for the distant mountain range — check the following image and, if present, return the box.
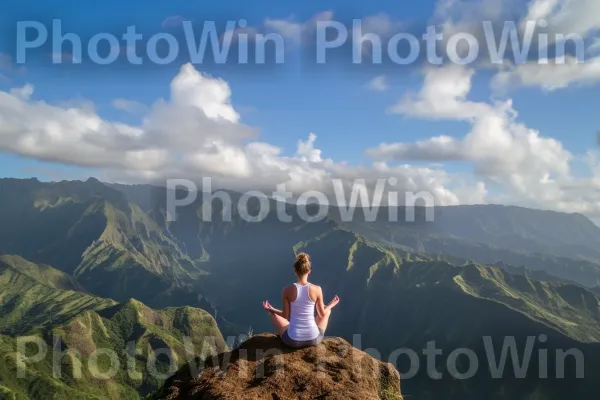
[1,178,600,399]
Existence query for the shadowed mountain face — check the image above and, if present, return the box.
[115,183,600,288]
[2,179,600,399]
[338,205,600,260]
[0,178,211,309]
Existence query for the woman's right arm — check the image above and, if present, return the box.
[315,286,340,317]
[282,287,291,320]
[315,286,327,317]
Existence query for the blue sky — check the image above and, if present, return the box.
[0,0,443,159]
[1,0,600,218]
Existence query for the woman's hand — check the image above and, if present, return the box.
[262,300,276,312]
[263,300,285,318]
[327,295,340,310]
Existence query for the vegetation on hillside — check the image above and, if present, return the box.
[2,179,600,399]
[0,258,225,399]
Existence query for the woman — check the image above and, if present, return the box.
[262,252,340,348]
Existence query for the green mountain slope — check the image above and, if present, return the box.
[0,334,116,400]
[3,179,600,399]
[0,259,226,399]
[0,255,84,292]
[0,259,116,336]
[343,212,600,288]
[0,178,208,309]
[300,229,600,343]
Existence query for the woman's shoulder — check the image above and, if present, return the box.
[308,283,322,293]
[282,284,296,294]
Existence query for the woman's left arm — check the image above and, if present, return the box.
[263,287,291,320]
[282,288,291,320]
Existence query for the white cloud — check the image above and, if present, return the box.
[352,13,406,58]
[2,55,599,218]
[296,133,323,162]
[10,84,34,101]
[369,65,600,215]
[388,66,490,119]
[250,10,404,55]
[265,11,334,43]
[112,99,148,114]
[588,38,600,54]
[0,63,479,208]
[169,64,240,123]
[489,0,600,91]
[366,75,389,92]
[367,135,467,161]
[492,56,600,91]
[358,13,405,38]
[433,0,516,42]
[430,0,600,92]
[522,0,600,40]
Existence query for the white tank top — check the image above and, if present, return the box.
[287,283,320,341]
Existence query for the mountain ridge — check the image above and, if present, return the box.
[0,257,226,399]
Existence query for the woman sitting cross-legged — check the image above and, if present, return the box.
[262,252,340,348]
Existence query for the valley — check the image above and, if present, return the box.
[1,178,600,399]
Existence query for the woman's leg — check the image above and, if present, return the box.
[268,312,289,336]
[315,309,332,333]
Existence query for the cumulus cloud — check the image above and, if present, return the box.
[3,0,600,218]
[492,56,600,90]
[429,0,600,92]
[241,10,404,55]
[369,64,600,216]
[522,0,600,40]
[383,66,573,182]
[112,99,148,114]
[296,133,323,162]
[10,84,34,100]
[488,0,600,91]
[351,13,406,59]
[264,11,334,43]
[1,60,593,215]
[434,0,513,33]
[0,62,480,207]
[367,136,468,161]
[359,13,406,38]
[366,75,389,92]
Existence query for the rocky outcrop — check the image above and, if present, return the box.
[155,333,402,400]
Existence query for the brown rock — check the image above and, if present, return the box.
[155,333,402,400]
